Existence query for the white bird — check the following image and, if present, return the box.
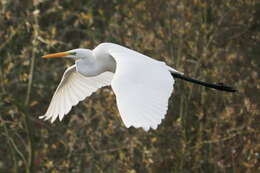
[40,43,236,131]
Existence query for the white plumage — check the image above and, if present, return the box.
[40,66,113,123]
[40,43,182,131]
[108,45,174,130]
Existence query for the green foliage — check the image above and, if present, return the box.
[0,0,259,172]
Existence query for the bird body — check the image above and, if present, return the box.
[40,42,235,131]
[40,43,181,130]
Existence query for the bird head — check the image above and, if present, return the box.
[42,48,93,60]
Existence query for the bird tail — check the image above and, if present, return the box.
[170,72,236,92]
[167,66,184,75]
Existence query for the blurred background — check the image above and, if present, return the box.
[0,0,259,172]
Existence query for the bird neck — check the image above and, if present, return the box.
[75,56,104,77]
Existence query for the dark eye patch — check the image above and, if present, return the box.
[70,52,77,55]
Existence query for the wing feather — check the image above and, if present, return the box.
[40,65,113,122]
[107,44,174,131]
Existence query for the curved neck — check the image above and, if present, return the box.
[75,55,104,77]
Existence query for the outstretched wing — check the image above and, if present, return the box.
[108,44,174,131]
[40,65,113,123]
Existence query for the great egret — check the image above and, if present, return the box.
[39,43,235,131]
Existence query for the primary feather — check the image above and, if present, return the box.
[39,65,113,122]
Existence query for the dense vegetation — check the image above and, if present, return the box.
[0,0,259,172]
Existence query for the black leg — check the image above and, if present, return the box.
[171,73,237,92]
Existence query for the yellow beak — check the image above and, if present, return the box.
[42,52,70,59]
